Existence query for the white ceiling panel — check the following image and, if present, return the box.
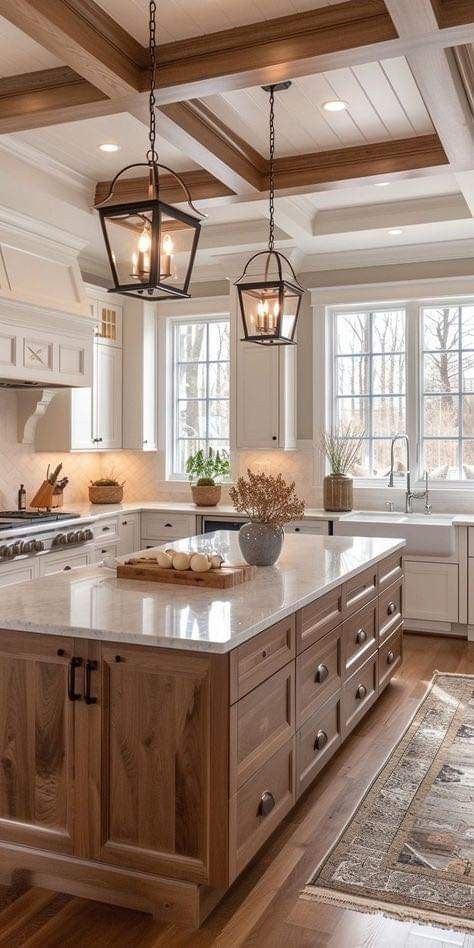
[0,16,62,76]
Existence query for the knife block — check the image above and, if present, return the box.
[30,480,55,510]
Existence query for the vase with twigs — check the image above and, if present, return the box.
[320,425,365,512]
[230,469,305,565]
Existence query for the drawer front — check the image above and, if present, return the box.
[378,578,403,643]
[95,516,119,541]
[342,653,378,737]
[342,599,377,678]
[296,627,342,726]
[285,521,329,536]
[38,548,91,576]
[378,551,403,592]
[229,738,295,881]
[296,692,342,798]
[230,615,295,703]
[142,512,196,540]
[296,586,343,654]
[378,625,403,692]
[230,663,295,792]
[343,566,378,616]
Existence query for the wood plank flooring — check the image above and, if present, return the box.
[0,633,471,947]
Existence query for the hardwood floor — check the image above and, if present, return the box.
[0,632,471,947]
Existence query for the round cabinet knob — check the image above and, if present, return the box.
[34,539,45,552]
[387,601,397,615]
[314,663,329,684]
[356,684,367,700]
[356,628,367,645]
[257,790,275,817]
[387,650,395,665]
[314,730,328,752]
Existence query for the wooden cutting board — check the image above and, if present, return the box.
[117,557,257,588]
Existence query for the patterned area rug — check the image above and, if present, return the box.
[303,673,474,932]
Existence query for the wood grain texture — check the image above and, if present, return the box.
[230,615,296,703]
[94,169,234,207]
[117,560,257,588]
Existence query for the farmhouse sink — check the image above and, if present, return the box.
[334,511,456,557]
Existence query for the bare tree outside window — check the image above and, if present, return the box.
[171,317,230,476]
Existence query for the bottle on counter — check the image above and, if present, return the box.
[18,483,26,511]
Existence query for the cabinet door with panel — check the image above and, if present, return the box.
[91,643,229,886]
[93,342,122,449]
[404,560,458,622]
[0,630,77,854]
[118,513,140,556]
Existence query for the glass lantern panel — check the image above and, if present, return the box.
[240,286,281,340]
[103,209,154,288]
[281,285,300,341]
[159,207,198,295]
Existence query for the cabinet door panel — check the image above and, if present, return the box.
[95,343,122,449]
[404,561,458,622]
[236,344,279,450]
[0,631,76,853]
[94,645,228,885]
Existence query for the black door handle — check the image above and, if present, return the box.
[84,659,98,705]
[68,657,82,701]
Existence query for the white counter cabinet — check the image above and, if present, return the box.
[404,560,459,623]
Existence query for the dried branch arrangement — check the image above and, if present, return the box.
[229,469,305,528]
[321,425,365,476]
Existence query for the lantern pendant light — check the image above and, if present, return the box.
[96,0,204,301]
[235,82,304,345]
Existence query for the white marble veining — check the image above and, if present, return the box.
[0,532,405,653]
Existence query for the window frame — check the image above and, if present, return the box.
[166,312,231,481]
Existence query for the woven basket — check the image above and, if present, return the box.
[191,484,221,507]
[323,474,353,512]
[89,484,124,505]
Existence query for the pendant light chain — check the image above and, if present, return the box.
[268,85,275,253]
[147,0,158,165]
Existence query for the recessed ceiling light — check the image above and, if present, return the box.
[99,142,121,153]
[374,181,390,187]
[322,100,348,112]
[388,228,403,235]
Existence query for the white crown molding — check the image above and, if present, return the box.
[0,204,88,256]
[309,274,474,306]
[0,135,93,194]
[300,236,474,271]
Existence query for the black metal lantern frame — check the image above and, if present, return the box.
[235,82,305,345]
[96,0,204,301]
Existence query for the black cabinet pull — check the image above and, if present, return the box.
[356,628,367,645]
[258,790,275,817]
[164,522,172,528]
[294,526,300,532]
[63,565,72,571]
[102,526,110,532]
[122,521,128,526]
[314,730,328,752]
[68,657,82,701]
[387,601,397,615]
[314,663,329,684]
[57,648,65,657]
[115,655,123,663]
[84,660,98,705]
[387,650,395,665]
[356,684,367,700]
[272,436,277,441]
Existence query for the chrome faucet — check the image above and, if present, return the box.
[388,435,432,514]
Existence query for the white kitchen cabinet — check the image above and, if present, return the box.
[38,547,94,576]
[87,288,122,348]
[94,342,122,449]
[122,300,157,451]
[236,342,296,450]
[0,559,38,587]
[404,560,459,623]
[118,513,140,556]
[285,520,329,535]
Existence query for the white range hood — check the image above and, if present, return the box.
[0,206,94,389]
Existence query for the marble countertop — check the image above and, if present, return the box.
[0,531,405,653]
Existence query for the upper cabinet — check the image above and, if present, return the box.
[89,296,123,348]
[236,342,296,451]
[122,299,158,452]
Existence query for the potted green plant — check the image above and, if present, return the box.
[89,474,125,505]
[229,469,305,566]
[185,448,230,507]
[321,425,365,512]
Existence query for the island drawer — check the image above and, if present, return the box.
[378,578,403,644]
[378,552,403,591]
[296,586,343,654]
[342,566,378,617]
[141,512,197,540]
[230,615,295,703]
[342,652,378,737]
[296,691,342,798]
[230,663,295,792]
[342,599,377,679]
[378,625,403,692]
[296,627,342,726]
[229,738,295,881]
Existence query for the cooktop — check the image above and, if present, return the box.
[0,511,80,529]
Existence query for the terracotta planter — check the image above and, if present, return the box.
[323,474,353,512]
[191,484,221,507]
[89,484,124,505]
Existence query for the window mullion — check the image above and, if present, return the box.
[406,301,419,479]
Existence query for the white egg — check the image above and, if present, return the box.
[190,553,212,572]
[209,553,224,569]
[172,552,191,571]
[156,552,172,569]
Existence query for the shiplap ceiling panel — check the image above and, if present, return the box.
[204,57,434,158]
[14,113,199,180]
[95,0,343,43]
[0,16,62,76]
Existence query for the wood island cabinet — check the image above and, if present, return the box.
[0,550,403,929]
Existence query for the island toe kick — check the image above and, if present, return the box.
[0,550,403,928]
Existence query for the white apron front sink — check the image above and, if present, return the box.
[334,511,455,557]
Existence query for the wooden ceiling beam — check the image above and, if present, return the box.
[0,66,117,133]
[94,169,235,208]
[0,0,145,97]
[435,0,474,29]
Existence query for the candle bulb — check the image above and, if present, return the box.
[160,233,173,280]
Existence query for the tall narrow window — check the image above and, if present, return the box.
[332,308,406,478]
[171,316,230,477]
[422,303,474,480]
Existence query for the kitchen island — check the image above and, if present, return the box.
[0,532,404,928]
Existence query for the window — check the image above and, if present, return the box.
[170,316,230,477]
[421,303,474,480]
[332,308,406,478]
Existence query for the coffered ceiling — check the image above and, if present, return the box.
[0,0,471,278]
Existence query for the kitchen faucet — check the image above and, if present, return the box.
[388,434,432,514]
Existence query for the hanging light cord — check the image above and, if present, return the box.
[147,0,158,166]
[268,85,275,253]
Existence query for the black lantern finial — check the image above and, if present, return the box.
[235,81,304,345]
[96,1,204,301]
